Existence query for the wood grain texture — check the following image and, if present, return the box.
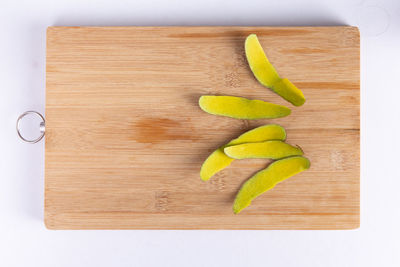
[45,26,360,229]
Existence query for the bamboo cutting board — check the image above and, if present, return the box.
[45,26,360,229]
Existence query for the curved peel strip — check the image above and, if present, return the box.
[200,124,286,181]
[199,95,291,120]
[200,148,234,182]
[273,78,305,107]
[233,156,310,214]
[245,34,306,106]
[245,34,280,86]
[228,124,286,145]
[224,140,303,160]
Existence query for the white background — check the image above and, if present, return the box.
[1,0,399,266]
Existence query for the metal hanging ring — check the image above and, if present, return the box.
[16,111,45,144]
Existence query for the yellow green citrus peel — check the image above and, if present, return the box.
[224,140,303,160]
[245,34,306,106]
[199,95,291,120]
[200,124,286,181]
[233,156,310,214]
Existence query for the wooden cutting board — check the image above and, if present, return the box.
[45,26,360,229]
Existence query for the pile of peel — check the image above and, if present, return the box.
[199,34,310,214]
